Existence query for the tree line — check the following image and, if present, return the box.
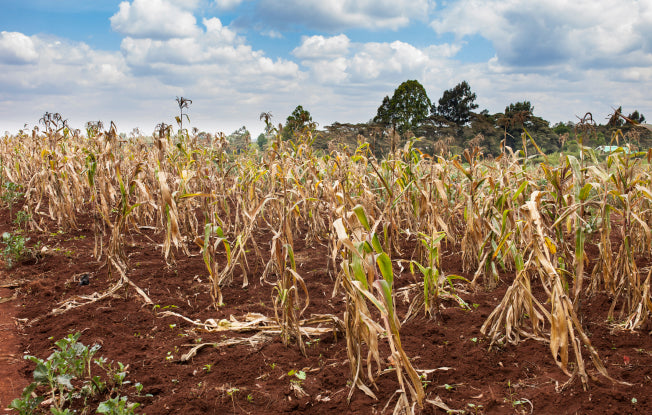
[232,80,650,158]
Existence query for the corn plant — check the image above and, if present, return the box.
[1,180,24,220]
[598,150,652,329]
[195,221,230,307]
[409,231,468,317]
[334,205,424,412]
[485,193,617,390]
[107,163,143,282]
[270,231,309,356]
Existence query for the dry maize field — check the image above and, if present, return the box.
[1,123,652,414]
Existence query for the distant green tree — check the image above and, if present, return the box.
[499,101,534,149]
[504,101,534,121]
[627,110,646,124]
[552,121,572,135]
[432,81,478,127]
[256,132,268,149]
[227,126,251,152]
[499,101,558,153]
[374,80,431,134]
[467,111,502,155]
[283,105,316,140]
[374,96,394,126]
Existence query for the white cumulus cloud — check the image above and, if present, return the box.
[292,34,350,59]
[0,31,39,65]
[118,16,298,81]
[431,0,652,70]
[110,0,201,40]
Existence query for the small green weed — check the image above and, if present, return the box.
[13,209,31,229]
[288,369,306,385]
[97,395,141,415]
[505,380,533,412]
[466,402,484,414]
[8,382,43,415]
[1,231,30,268]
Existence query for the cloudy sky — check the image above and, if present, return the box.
[1,0,651,135]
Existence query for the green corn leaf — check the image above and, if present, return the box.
[512,181,528,201]
[371,234,383,254]
[579,183,592,201]
[376,252,393,286]
[353,205,371,231]
[445,274,469,286]
[416,261,431,279]
[352,280,386,314]
[501,209,511,234]
[215,237,231,265]
[376,279,395,321]
[492,231,513,260]
[351,255,368,289]
[286,244,296,270]
[124,202,142,218]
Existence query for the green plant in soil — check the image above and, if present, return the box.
[8,383,44,415]
[1,181,24,219]
[97,395,141,415]
[13,333,101,412]
[13,209,31,230]
[10,333,143,415]
[1,231,30,269]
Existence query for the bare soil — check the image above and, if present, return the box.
[1,206,651,414]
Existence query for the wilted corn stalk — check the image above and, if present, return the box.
[481,242,549,346]
[485,192,616,390]
[598,151,652,329]
[567,155,590,307]
[469,162,524,288]
[454,147,490,274]
[156,169,182,264]
[107,163,144,282]
[194,222,230,307]
[84,149,105,259]
[270,231,309,356]
[334,205,424,412]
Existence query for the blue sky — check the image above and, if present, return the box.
[1,0,651,135]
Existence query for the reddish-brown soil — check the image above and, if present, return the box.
[1,205,651,414]
[0,286,25,414]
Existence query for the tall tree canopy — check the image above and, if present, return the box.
[227,126,251,152]
[627,110,646,124]
[504,101,534,120]
[374,80,431,134]
[283,105,315,140]
[499,101,558,153]
[432,81,478,127]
